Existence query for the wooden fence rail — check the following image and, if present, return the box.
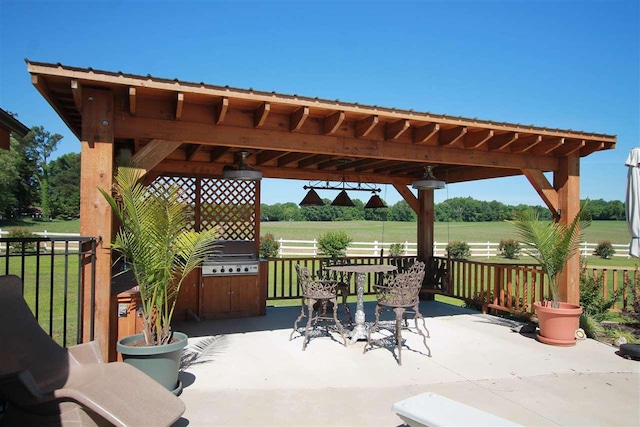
[266,256,639,318]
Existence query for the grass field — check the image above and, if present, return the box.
[1,217,633,247]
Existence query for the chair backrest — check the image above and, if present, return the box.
[0,275,71,392]
[375,261,426,307]
[295,264,338,299]
[317,257,352,283]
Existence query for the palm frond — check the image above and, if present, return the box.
[513,204,590,305]
[180,335,228,371]
[102,165,220,346]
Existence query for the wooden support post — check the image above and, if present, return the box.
[417,189,434,262]
[80,87,114,361]
[554,153,581,305]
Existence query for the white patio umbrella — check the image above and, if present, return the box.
[625,147,640,258]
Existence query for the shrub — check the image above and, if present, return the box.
[388,243,403,256]
[498,239,520,259]
[317,231,352,258]
[259,233,279,258]
[7,228,37,253]
[579,262,619,320]
[593,241,615,259]
[446,240,470,260]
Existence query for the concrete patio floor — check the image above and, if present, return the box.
[172,301,640,427]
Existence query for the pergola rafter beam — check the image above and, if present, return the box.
[176,92,184,120]
[324,111,345,135]
[290,106,309,132]
[71,80,83,112]
[355,115,378,138]
[464,129,493,149]
[128,87,137,115]
[215,97,229,124]
[439,126,467,146]
[385,119,410,140]
[254,102,270,128]
[413,123,439,145]
[488,132,518,151]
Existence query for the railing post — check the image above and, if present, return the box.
[278,238,283,257]
[312,239,317,258]
[373,240,379,256]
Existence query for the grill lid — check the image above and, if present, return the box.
[206,240,258,263]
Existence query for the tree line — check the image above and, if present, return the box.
[0,125,626,223]
[261,197,626,222]
[1,127,79,220]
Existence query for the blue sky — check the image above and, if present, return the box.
[1,0,638,206]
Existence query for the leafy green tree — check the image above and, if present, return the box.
[281,202,303,221]
[300,199,338,221]
[0,139,20,217]
[18,126,63,221]
[335,199,365,221]
[388,200,416,222]
[49,152,80,219]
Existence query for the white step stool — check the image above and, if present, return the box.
[392,392,521,427]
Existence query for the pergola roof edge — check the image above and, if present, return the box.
[26,60,617,143]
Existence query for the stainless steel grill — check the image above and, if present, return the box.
[202,240,259,276]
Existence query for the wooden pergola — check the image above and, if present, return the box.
[27,60,616,359]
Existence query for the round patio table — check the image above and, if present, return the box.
[325,264,397,343]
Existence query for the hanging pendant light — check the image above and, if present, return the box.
[412,165,445,190]
[331,190,355,207]
[299,189,325,206]
[364,192,386,209]
[222,151,262,181]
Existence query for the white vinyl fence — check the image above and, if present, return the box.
[276,238,633,259]
[0,230,82,252]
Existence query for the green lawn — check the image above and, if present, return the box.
[2,218,630,247]
[261,220,631,245]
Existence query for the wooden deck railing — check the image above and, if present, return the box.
[265,256,417,300]
[266,256,640,318]
[442,257,639,316]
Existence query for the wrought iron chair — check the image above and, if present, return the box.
[363,261,430,365]
[317,257,353,324]
[290,264,347,350]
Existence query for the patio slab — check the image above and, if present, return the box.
[172,301,640,426]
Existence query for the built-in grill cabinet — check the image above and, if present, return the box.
[200,240,267,319]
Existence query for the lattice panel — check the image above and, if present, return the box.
[148,175,197,231]
[201,178,257,240]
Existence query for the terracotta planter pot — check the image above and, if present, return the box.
[533,301,583,346]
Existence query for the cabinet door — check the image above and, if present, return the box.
[201,277,231,318]
[230,276,260,314]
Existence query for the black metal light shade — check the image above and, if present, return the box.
[412,166,445,190]
[299,189,325,206]
[330,190,355,207]
[364,194,386,209]
[222,151,262,181]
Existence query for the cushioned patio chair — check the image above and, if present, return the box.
[0,275,185,426]
[290,264,347,350]
[363,261,430,365]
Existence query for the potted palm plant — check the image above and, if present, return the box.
[101,166,219,393]
[514,205,590,346]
